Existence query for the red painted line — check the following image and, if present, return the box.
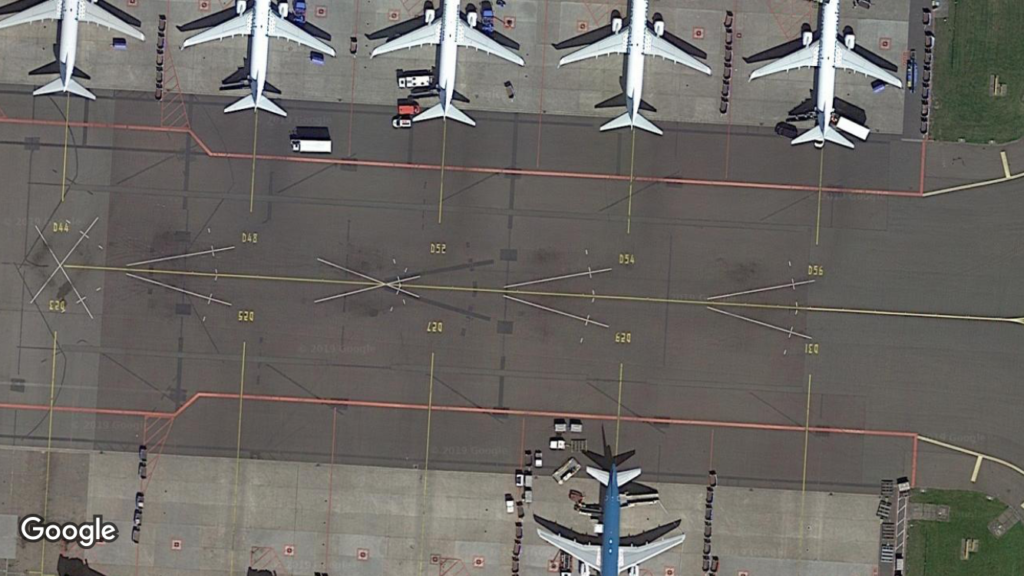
[0,115,921,198]
[0,391,919,438]
[535,0,550,168]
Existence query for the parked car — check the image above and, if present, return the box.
[775,122,798,138]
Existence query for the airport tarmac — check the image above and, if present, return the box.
[1,78,1023,518]
[0,0,910,133]
[0,448,885,576]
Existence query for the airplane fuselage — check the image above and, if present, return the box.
[601,464,623,576]
[814,0,840,145]
[436,0,460,115]
[58,0,79,87]
[623,0,648,124]
[247,0,271,102]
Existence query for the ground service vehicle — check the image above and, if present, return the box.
[290,127,332,153]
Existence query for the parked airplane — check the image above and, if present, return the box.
[552,0,711,135]
[745,0,901,148]
[366,0,524,126]
[534,433,684,575]
[0,0,144,99]
[178,0,336,117]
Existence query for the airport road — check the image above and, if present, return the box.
[1,85,1023,507]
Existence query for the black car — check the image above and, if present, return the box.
[775,122,799,138]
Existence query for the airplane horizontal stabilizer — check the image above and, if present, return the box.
[224,94,287,117]
[600,112,662,135]
[34,77,96,100]
[417,103,476,126]
[791,125,853,149]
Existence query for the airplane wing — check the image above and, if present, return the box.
[537,529,600,571]
[620,520,682,547]
[456,20,523,65]
[643,28,711,75]
[835,42,901,87]
[0,0,58,30]
[619,535,686,571]
[80,0,144,41]
[269,12,335,56]
[182,12,253,48]
[370,19,441,57]
[558,29,628,67]
[178,6,238,32]
[0,0,47,15]
[749,40,820,80]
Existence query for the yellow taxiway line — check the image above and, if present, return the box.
[249,114,259,213]
[63,263,1024,327]
[1000,150,1011,179]
[798,373,812,556]
[39,332,58,575]
[626,129,636,234]
[815,147,825,246]
[614,363,624,453]
[416,353,436,576]
[438,122,448,224]
[919,434,1024,483]
[60,94,70,202]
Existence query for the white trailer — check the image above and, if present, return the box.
[290,126,332,154]
[835,116,871,141]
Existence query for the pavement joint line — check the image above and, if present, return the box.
[62,263,1024,326]
[707,278,815,301]
[30,217,99,304]
[228,342,248,576]
[615,363,623,453]
[126,245,235,267]
[503,295,608,328]
[0,116,924,198]
[249,113,259,213]
[918,435,1024,480]
[39,331,58,576]
[417,353,436,576]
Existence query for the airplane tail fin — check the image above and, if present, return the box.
[34,77,96,100]
[791,125,853,148]
[224,94,287,117]
[415,103,477,127]
[600,112,663,136]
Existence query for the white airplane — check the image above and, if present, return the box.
[178,0,336,117]
[745,0,902,148]
[0,0,145,99]
[366,0,524,127]
[552,0,711,136]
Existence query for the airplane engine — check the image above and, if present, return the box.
[278,2,288,18]
[466,9,478,28]
[652,13,665,37]
[579,562,591,576]
[610,10,623,33]
[235,0,246,15]
[424,1,435,24]
[801,30,813,46]
[844,33,856,50]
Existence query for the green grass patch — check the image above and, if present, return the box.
[907,490,1024,576]
[931,0,1024,143]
